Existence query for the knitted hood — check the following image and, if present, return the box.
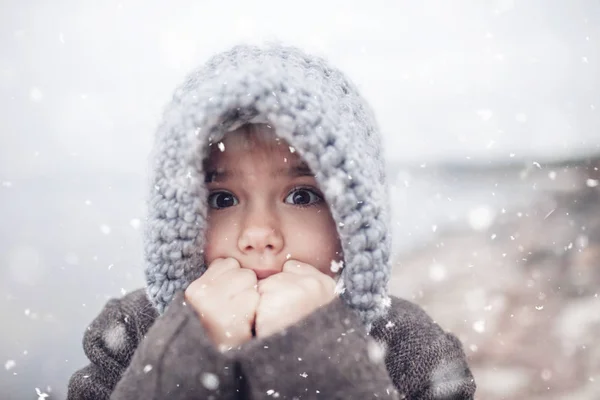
[144,43,391,326]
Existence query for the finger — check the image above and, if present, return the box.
[186,263,255,300]
[256,272,294,294]
[212,268,258,298]
[203,257,241,281]
[282,260,321,275]
[230,288,260,322]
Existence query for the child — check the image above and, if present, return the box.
[68,43,476,399]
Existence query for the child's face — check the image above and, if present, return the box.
[203,125,343,280]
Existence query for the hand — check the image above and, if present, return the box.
[184,257,259,351]
[255,260,337,338]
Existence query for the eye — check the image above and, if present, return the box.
[208,191,238,209]
[285,187,322,206]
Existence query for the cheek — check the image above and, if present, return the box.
[203,213,237,264]
[286,209,342,271]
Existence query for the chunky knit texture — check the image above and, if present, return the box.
[144,43,391,327]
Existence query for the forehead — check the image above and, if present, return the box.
[206,124,300,165]
[204,124,315,184]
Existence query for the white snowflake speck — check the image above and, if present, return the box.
[385,321,395,329]
[130,218,141,230]
[330,260,344,273]
[428,263,447,282]
[201,372,220,390]
[367,339,386,363]
[334,279,346,295]
[143,364,153,373]
[380,296,392,309]
[5,360,16,370]
[30,87,43,102]
[100,224,111,235]
[586,179,598,188]
[467,206,496,231]
[299,372,308,378]
[217,142,225,152]
[288,146,296,153]
[35,388,48,399]
[473,320,486,333]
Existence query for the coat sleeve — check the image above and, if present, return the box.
[370,297,477,400]
[67,290,240,400]
[236,297,400,399]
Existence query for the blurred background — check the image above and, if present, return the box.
[1,0,599,398]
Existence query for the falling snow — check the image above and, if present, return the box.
[467,206,496,231]
[35,388,48,400]
[201,372,220,390]
[586,179,598,187]
[30,87,43,102]
[330,260,344,273]
[130,218,141,229]
[5,360,16,370]
[367,339,386,363]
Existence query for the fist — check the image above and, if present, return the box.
[184,258,259,351]
[255,260,337,338]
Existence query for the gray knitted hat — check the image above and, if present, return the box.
[144,43,391,327]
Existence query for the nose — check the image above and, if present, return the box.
[237,206,284,256]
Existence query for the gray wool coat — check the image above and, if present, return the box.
[67,289,476,399]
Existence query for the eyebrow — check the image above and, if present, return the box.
[205,163,314,183]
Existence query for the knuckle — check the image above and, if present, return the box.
[239,268,257,281]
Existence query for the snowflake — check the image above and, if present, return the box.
[217,142,225,152]
[5,360,16,370]
[380,296,392,309]
[334,279,346,295]
[367,339,386,363]
[329,260,344,273]
[143,364,153,373]
[130,219,141,230]
[201,372,219,390]
[299,372,308,378]
[30,87,43,102]
[472,320,486,333]
[428,263,446,282]
[467,206,495,231]
[35,388,48,400]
